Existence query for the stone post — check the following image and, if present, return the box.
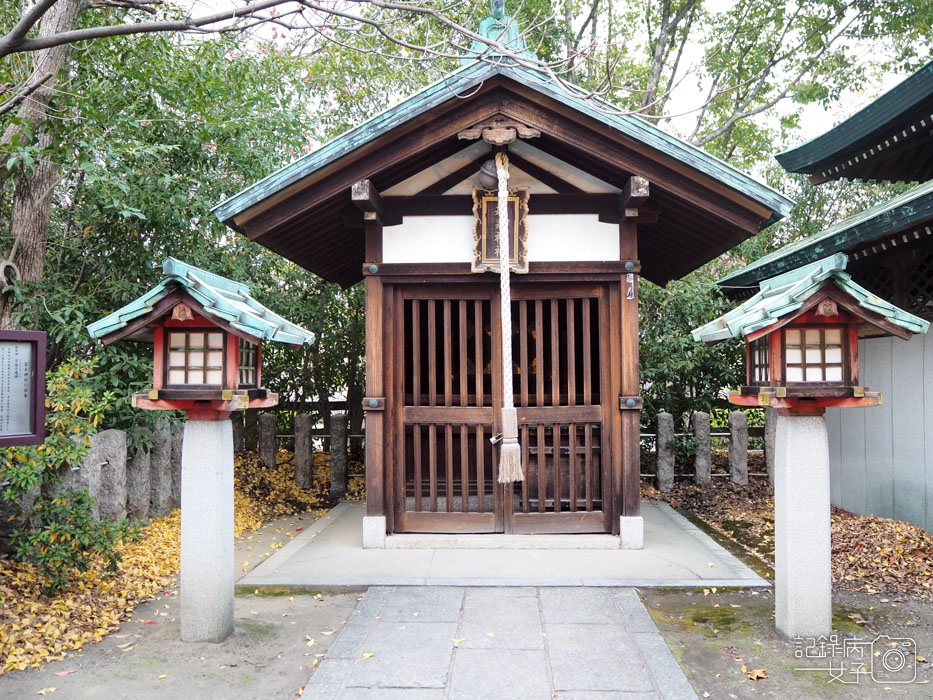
[170,428,183,509]
[244,409,258,451]
[95,430,127,522]
[691,411,711,485]
[729,410,748,485]
[294,414,314,488]
[180,419,234,643]
[126,440,151,522]
[330,412,349,499]
[52,437,104,519]
[764,407,777,486]
[774,413,831,638]
[149,419,173,518]
[655,411,675,492]
[230,412,244,452]
[258,413,277,468]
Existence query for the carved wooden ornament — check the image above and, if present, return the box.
[472,187,529,273]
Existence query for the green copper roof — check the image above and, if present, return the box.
[213,60,793,228]
[718,179,933,290]
[87,258,315,346]
[693,253,929,345]
[776,60,933,175]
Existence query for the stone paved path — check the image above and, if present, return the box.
[306,586,697,699]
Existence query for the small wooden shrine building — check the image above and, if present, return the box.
[719,59,933,531]
[214,18,792,543]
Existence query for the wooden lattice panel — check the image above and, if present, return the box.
[904,249,933,317]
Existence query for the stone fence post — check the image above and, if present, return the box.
[729,410,748,485]
[231,412,245,452]
[258,413,278,468]
[150,419,173,518]
[655,411,674,492]
[294,414,314,488]
[244,409,258,451]
[126,435,151,522]
[330,412,349,499]
[691,411,711,485]
[764,407,777,486]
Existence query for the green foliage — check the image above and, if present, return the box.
[710,407,764,429]
[638,274,744,427]
[12,490,136,594]
[1,358,137,594]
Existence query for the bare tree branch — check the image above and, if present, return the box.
[0,72,53,117]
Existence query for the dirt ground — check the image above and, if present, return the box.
[0,511,362,700]
[643,587,933,698]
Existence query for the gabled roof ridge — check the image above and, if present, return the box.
[212,61,793,227]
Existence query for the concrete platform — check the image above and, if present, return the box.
[237,501,769,588]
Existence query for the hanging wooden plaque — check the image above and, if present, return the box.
[0,329,46,447]
[471,187,529,273]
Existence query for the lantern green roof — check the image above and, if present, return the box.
[212,59,793,230]
[86,258,315,346]
[717,179,933,291]
[692,253,929,345]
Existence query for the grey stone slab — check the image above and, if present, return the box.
[258,412,277,468]
[338,690,446,700]
[306,657,356,698]
[347,621,458,689]
[125,443,150,521]
[728,410,748,485]
[611,589,659,634]
[329,587,395,659]
[458,594,544,649]
[94,429,127,521]
[691,412,711,486]
[463,586,537,601]
[631,632,697,700]
[294,413,314,489]
[555,693,660,700]
[545,623,654,692]
[448,649,551,700]
[380,586,464,622]
[539,587,622,625]
[149,419,173,518]
[655,411,675,492]
[170,427,182,509]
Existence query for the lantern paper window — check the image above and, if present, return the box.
[784,327,844,383]
[238,337,258,387]
[750,336,770,385]
[167,331,225,386]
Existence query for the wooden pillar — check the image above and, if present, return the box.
[619,220,641,520]
[364,219,385,521]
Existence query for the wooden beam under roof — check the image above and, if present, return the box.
[352,179,382,220]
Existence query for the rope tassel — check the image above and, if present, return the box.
[495,151,524,484]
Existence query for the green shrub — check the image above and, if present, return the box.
[1,358,138,593]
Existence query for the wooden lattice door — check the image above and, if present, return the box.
[391,282,612,534]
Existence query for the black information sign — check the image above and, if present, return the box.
[0,329,46,447]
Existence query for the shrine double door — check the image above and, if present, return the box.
[390,282,614,534]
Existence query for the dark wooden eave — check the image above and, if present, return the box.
[776,60,933,184]
[219,72,790,288]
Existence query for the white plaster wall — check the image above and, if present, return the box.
[382,214,620,264]
[382,216,474,263]
[826,332,932,532]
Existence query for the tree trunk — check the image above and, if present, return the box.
[0,0,84,328]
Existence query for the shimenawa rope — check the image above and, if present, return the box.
[495,151,524,483]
